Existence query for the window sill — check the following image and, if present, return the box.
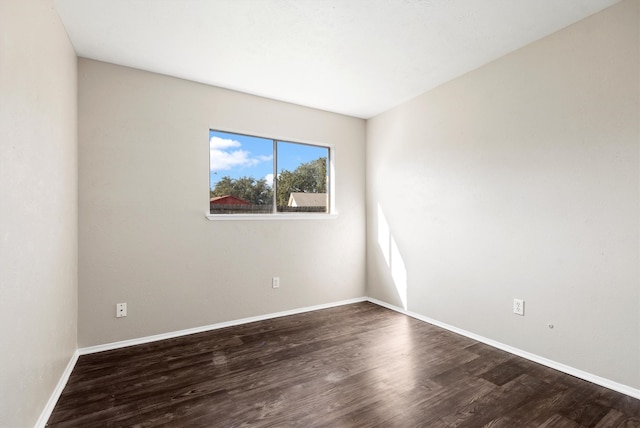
[206,213,338,221]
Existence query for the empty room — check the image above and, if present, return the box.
[1,0,639,426]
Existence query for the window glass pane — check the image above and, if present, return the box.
[209,130,274,214]
[276,141,329,213]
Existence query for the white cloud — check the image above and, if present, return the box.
[209,136,273,171]
[210,136,241,149]
[264,173,274,187]
[210,148,252,170]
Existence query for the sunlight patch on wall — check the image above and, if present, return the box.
[377,204,408,310]
[377,204,391,266]
[390,237,407,310]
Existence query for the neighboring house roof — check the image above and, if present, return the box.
[287,192,327,207]
[210,195,251,205]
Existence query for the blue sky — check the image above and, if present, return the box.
[209,130,327,189]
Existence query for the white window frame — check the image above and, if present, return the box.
[206,129,337,221]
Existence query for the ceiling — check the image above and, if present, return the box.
[53,0,621,119]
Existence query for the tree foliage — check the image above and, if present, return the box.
[210,156,327,207]
[276,157,327,206]
[210,176,273,205]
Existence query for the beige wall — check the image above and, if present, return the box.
[77,59,366,347]
[0,0,78,426]
[366,0,640,388]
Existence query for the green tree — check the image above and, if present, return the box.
[210,176,234,198]
[276,157,327,206]
[211,175,273,205]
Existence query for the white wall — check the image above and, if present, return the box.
[0,0,78,426]
[366,0,639,389]
[77,59,366,347]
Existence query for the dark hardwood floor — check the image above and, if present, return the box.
[47,302,640,427]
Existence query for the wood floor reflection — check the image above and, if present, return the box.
[47,302,640,427]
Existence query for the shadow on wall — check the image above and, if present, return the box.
[377,204,408,310]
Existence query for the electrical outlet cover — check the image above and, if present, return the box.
[513,298,524,316]
[116,302,127,318]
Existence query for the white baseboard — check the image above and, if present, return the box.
[79,297,368,355]
[35,349,80,428]
[366,297,640,400]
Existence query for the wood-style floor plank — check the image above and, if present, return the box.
[47,302,640,427]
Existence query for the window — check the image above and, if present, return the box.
[209,130,331,216]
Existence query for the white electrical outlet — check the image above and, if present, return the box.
[116,302,127,318]
[272,277,280,289]
[513,298,524,316]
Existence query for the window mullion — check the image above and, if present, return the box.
[272,139,278,214]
